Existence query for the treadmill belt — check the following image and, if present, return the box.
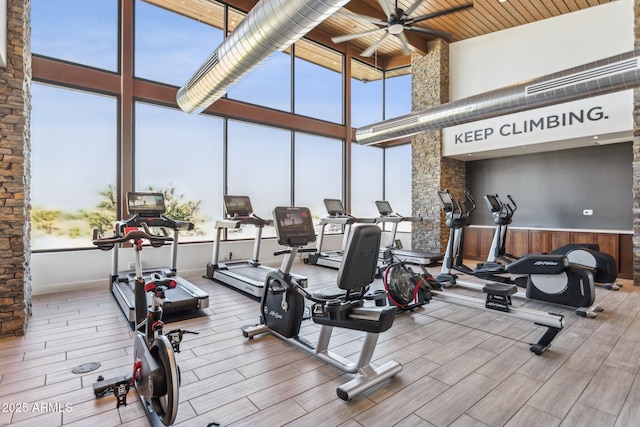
[229,266,270,282]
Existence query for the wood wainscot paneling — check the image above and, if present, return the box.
[464,227,632,280]
[618,234,632,279]
[508,229,529,258]
[461,227,482,260]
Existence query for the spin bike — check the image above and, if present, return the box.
[92,223,196,426]
[242,206,402,400]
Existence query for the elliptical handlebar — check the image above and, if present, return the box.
[462,190,476,216]
[92,222,173,251]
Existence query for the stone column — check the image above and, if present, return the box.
[411,39,466,254]
[0,0,31,336]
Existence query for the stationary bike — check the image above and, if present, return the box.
[242,206,402,400]
[92,223,196,426]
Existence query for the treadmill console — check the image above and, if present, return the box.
[273,206,316,247]
[127,192,166,216]
[484,194,501,213]
[324,198,347,217]
[375,200,393,216]
[224,195,253,218]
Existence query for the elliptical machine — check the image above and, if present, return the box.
[242,206,402,400]
[435,190,601,318]
[436,190,602,317]
[483,193,621,291]
[92,223,197,426]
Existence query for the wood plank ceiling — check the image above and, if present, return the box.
[145,0,613,81]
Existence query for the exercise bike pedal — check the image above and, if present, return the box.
[93,375,132,407]
[165,328,200,353]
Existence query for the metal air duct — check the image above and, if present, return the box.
[177,0,350,114]
[356,49,640,145]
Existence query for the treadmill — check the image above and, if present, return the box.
[306,198,376,269]
[206,195,307,298]
[110,192,210,325]
[374,200,443,266]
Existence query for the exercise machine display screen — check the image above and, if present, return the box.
[224,195,253,217]
[273,206,316,246]
[484,194,501,212]
[375,200,393,216]
[436,190,454,212]
[324,199,346,216]
[127,192,166,216]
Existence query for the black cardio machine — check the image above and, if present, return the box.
[435,190,601,318]
[93,223,196,426]
[242,206,402,400]
[374,200,443,266]
[206,195,307,298]
[110,192,209,325]
[306,198,376,269]
[483,193,621,290]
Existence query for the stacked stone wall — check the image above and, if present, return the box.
[0,0,31,336]
[411,39,466,254]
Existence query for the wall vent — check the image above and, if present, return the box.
[526,58,639,96]
[186,51,219,91]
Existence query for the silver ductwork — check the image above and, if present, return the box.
[356,49,640,145]
[177,0,350,114]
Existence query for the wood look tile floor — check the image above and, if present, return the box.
[1,261,639,427]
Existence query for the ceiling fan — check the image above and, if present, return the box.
[331,0,474,57]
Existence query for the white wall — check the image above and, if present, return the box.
[449,0,634,99]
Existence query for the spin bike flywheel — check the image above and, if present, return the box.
[145,335,180,426]
[384,264,419,307]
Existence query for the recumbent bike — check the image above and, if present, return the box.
[92,223,197,426]
[242,206,402,400]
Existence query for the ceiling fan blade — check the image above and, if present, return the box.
[404,0,426,18]
[405,25,452,39]
[361,32,391,57]
[377,0,395,20]
[331,27,388,44]
[396,32,416,56]
[333,11,387,26]
[405,3,474,25]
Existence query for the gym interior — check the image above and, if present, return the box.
[1,0,640,425]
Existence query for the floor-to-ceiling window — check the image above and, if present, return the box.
[135,0,224,86]
[351,59,383,129]
[29,0,412,251]
[384,144,412,232]
[30,84,117,250]
[351,143,384,218]
[134,103,224,241]
[294,132,343,226]
[226,120,292,239]
[31,0,118,71]
[294,39,343,123]
[384,68,412,119]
